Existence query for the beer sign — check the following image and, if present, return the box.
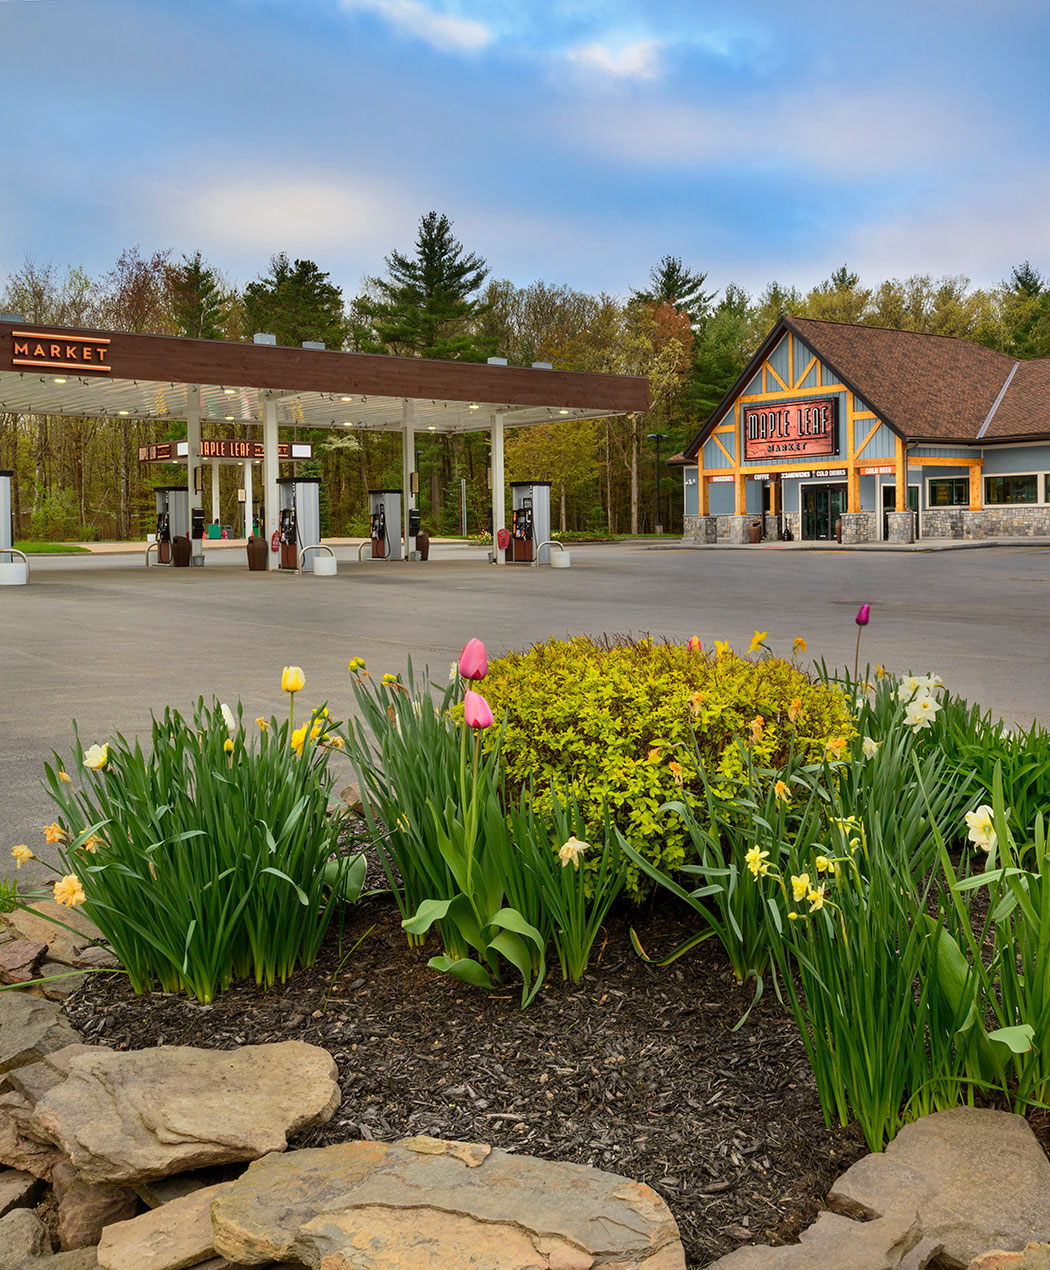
[743,397,838,460]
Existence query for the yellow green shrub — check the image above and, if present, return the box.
[481,635,855,899]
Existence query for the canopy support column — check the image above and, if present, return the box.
[402,400,416,560]
[492,411,506,564]
[263,398,279,571]
[186,391,202,563]
[211,461,220,525]
[243,459,254,537]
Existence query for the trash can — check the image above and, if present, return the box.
[416,529,430,562]
[835,517,843,544]
[749,520,763,544]
[172,535,192,567]
[246,536,267,571]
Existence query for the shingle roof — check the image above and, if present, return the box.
[682,317,1050,460]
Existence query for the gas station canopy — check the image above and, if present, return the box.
[0,319,649,569]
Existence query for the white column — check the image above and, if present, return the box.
[243,459,254,538]
[263,398,280,571]
[186,390,202,562]
[211,461,220,524]
[492,411,506,564]
[402,399,416,560]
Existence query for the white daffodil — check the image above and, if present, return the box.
[965,805,997,852]
[897,675,925,704]
[862,736,880,759]
[917,673,943,694]
[220,703,237,732]
[82,743,109,771]
[558,836,588,869]
[904,695,940,729]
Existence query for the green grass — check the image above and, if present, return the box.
[13,541,91,554]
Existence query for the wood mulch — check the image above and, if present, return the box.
[65,881,866,1269]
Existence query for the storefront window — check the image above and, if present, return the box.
[928,477,969,507]
[985,474,1038,505]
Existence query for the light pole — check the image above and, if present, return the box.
[647,432,668,534]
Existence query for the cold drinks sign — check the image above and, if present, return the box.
[743,397,838,461]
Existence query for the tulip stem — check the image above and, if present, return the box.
[853,629,862,686]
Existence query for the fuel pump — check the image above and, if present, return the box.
[509,482,552,564]
[277,476,321,571]
[154,488,173,563]
[367,489,402,560]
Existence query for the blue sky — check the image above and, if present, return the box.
[1,0,1047,305]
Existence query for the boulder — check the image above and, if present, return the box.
[32,1043,341,1185]
[0,995,80,1075]
[970,1246,1050,1270]
[55,1165,139,1250]
[211,1135,686,1269]
[0,1092,67,1182]
[97,1182,229,1270]
[0,942,48,985]
[0,1167,45,1217]
[2,904,106,970]
[7,1046,100,1107]
[0,1206,50,1270]
[828,1108,1050,1270]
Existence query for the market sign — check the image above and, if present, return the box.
[743,397,838,461]
[138,440,313,462]
[11,330,111,374]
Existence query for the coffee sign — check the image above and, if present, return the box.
[11,330,111,374]
[743,397,837,460]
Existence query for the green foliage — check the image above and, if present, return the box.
[41,699,358,1003]
[243,253,348,349]
[631,255,715,327]
[480,636,855,900]
[29,488,82,541]
[167,250,233,340]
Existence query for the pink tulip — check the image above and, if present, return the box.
[458,637,488,681]
[687,636,702,652]
[855,604,870,627]
[464,690,493,730]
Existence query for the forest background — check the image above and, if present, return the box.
[2,212,1048,543]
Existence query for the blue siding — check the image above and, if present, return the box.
[859,474,877,510]
[983,444,1050,472]
[744,370,763,396]
[782,480,800,513]
[767,336,791,387]
[747,482,764,513]
[683,467,699,516]
[704,435,734,468]
[912,445,973,459]
[856,422,896,461]
[708,482,736,514]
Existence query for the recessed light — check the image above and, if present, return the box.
[341,396,353,402]
[343,421,353,426]
[427,425,437,431]
[559,409,569,415]
[118,410,130,416]
[469,403,479,410]
[53,377,66,384]
[225,415,234,421]
[223,388,236,395]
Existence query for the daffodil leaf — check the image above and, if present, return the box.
[988,1024,1035,1054]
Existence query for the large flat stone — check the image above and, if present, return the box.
[97,1182,228,1270]
[2,904,105,970]
[32,1042,340,1185]
[0,1167,45,1217]
[0,994,80,1074]
[7,1045,100,1106]
[0,1094,68,1181]
[0,941,48,985]
[211,1135,685,1269]
[828,1108,1050,1270]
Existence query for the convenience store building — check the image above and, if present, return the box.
[676,316,1050,543]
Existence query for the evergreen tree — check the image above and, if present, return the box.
[353,211,494,361]
[686,284,757,420]
[243,253,347,349]
[631,254,715,326]
[167,251,233,340]
[1001,261,1050,358]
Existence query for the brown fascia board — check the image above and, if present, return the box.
[0,321,649,414]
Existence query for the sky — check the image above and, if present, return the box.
[1,0,1048,307]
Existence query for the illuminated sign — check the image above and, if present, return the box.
[138,440,313,463]
[860,464,895,475]
[11,330,111,373]
[781,468,847,480]
[743,397,838,460]
[708,474,735,483]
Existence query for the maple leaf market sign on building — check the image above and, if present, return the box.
[743,397,838,460]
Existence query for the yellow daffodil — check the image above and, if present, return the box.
[53,874,85,908]
[82,743,108,771]
[668,760,684,787]
[256,717,269,730]
[83,835,103,854]
[715,640,731,659]
[830,815,859,834]
[281,666,305,694]
[58,770,72,784]
[382,673,399,685]
[825,736,847,760]
[791,873,810,901]
[43,822,66,844]
[774,779,791,802]
[558,836,588,869]
[321,734,346,751]
[348,657,366,673]
[876,663,886,679]
[814,855,830,873]
[807,885,826,912]
[745,845,770,877]
[11,845,33,869]
[688,691,705,716]
[290,720,326,756]
[788,911,799,921]
[788,697,801,724]
[964,805,996,852]
[748,630,768,655]
[750,715,764,743]
[792,636,807,655]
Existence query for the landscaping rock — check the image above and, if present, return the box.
[33,965,81,1004]
[0,1092,67,1182]
[211,1134,686,1269]
[132,1168,231,1210]
[36,1251,101,1270]
[56,1170,139,1251]
[0,942,48,986]
[0,995,80,1075]
[0,1206,50,1269]
[97,1182,228,1270]
[2,905,105,970]
[32,1043,341,1185]
[0,1167,45,1217]
[828,1108,1050,1269]
[7,1047,100,1107]
[970,1246,1050,1270]
[338,782,363,812]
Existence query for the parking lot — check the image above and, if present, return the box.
[4,540,1050,868]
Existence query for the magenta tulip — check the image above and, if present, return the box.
[458,637,488,681]
[687,636,702,652]
[464,690,494,730]
[855,604,870,627]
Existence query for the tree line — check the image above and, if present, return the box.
[2,215,1047,541]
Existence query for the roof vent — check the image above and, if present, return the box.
[253,332,276,346]
[486,357,508,366]
[302,340,324,350]
[531,361,553,370]
[0,313,25,323]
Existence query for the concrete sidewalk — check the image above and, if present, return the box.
[661,535,1050,553]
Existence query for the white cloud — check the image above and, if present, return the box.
[338,0,492,53]
[564,37,663,80]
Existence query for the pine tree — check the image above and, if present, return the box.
[243,254,347,349]
[352,211,494,361]
[167,251,233,340]
[631,255,715,326]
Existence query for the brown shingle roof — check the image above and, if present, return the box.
[681,317,1050,460]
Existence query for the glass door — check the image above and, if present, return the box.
[801,484,847,539]
[882,484,920,538]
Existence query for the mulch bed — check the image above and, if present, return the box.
[65,884,866,1269]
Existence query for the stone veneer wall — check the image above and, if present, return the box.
[921,509,965,538]
[781,512,801,541]
[961,507,1050,538]
[886,510,915,544]
[839,512,876,544]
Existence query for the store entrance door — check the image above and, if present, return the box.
[882,484,920,538]
[801,484,848,540]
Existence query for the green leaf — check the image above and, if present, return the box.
[427,956,495,991]
[402,897,455,936]
[988,1024,1035,1054]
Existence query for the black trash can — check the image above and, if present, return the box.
[748,519,763,544]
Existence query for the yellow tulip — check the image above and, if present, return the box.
[281,666,305,694]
